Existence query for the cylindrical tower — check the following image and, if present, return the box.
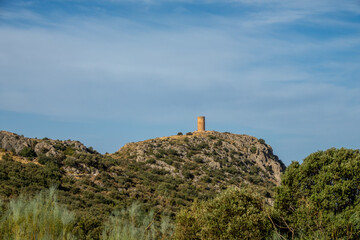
[197,116,205,132]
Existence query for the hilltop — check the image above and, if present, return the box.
[0,130,285,239]
[114,131,284,185]
[0,130,92,156]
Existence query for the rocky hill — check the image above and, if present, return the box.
[114,131,284,186]
[0,130,91,157]
[0,130,285,239]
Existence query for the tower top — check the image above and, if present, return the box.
[197,116,205,132]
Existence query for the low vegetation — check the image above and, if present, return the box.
[174,186,271,240]
[0,187,76,240]
[102,203,173,240]
[1,131,359,239]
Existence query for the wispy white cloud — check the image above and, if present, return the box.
[0,9,42,22]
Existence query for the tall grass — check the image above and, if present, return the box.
[0,188,174,240]
[0,187,76,240]
[102,203,174,240]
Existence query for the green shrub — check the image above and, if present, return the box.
[64,146,75,156]
[214,140,222,147]
[185,132,193,136]
[53,143,66,151]
[174,186,272,240]
[247,175,263,184]
[38,155,53,165]
[63,156,77,167]
[274,148,360,239]
[265,165,273,174]
[151,168,169,176]
[194,158,204,163]
[166,149,179,156]
[201,176,212,183]
[250,146,257,153]
[1,153,13,161]
[250,165,260,174]
[258,138,266,144]
[208,135,216,140]
[177,132,183,136]
[146,159,156,164]
[163,158,173,165]
[87,146,96,154]
[183,171,194,180]
[18,147,36,158]
[186,151,194,158]
[196,142,209,150]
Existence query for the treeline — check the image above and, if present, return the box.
[1,148,360,239]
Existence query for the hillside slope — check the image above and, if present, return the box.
[0,130,285,239]
[114,131,284,185]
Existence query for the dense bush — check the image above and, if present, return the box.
[274,148,360,239]
[208,135,216,140]
[174,186,272,240]
[19,147,36,158]
[37,154,54,165]
[0,159,63,199]
[250,146,257,154]
[1,153,13,161]
[64,146,75,156]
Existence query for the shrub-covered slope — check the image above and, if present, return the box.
[0,130,285,239]
[114,131,284,186]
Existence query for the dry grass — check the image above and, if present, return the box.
[0,151,41,165]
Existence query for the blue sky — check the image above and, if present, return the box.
[1,0,360,165]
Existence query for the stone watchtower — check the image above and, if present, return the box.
[197,116,205,132]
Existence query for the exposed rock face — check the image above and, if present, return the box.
[0,131,90,157]
[116,131,286,185]
[0,131,33,154]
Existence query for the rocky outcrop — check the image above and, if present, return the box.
[0,131,33,154]
[0,131,90,157]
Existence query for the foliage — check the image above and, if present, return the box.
[0,187,76,240]
[102,202,174,240]
[19,147,36,158]
[0,157,63,198]
[1,153,13,161]
[4,132,360,240]
[64,146,76,156]
[259,139,266,144]
[274,148,360,239]
[0,131,283,239]
[174,186,272,240]
[38,154,64,166]
[207,135,216,140]
[250,146,257,153]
